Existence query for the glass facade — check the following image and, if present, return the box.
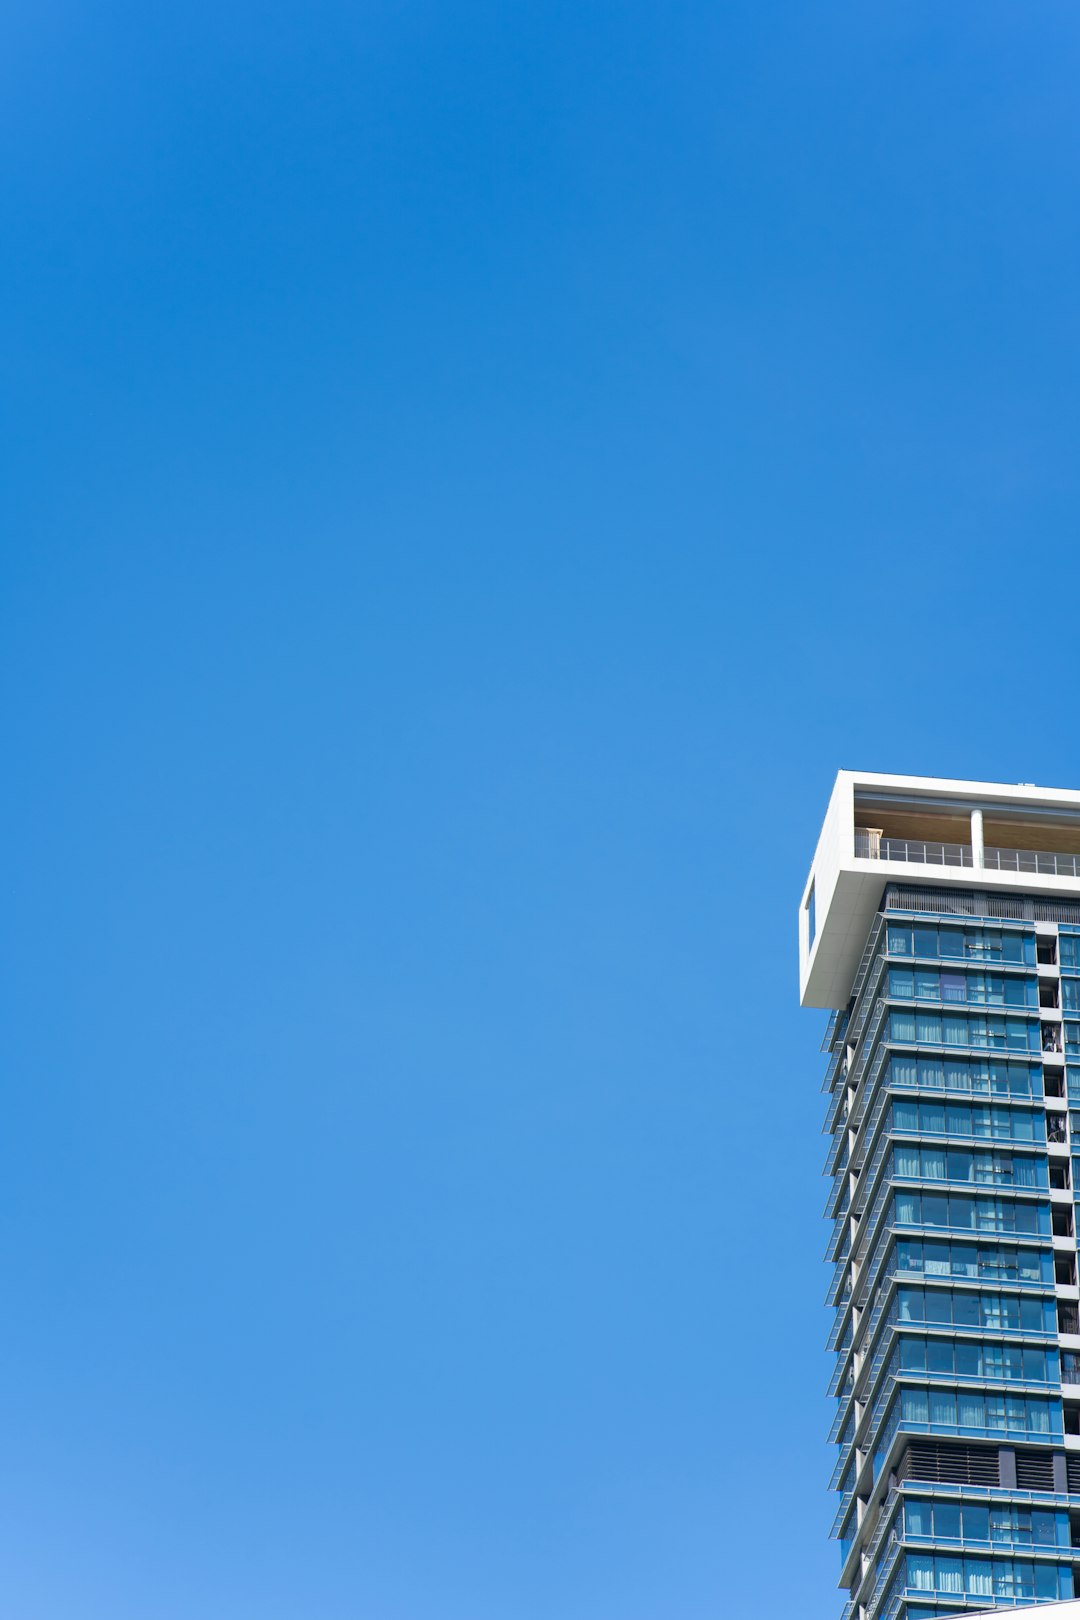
[820,892,1080,1620]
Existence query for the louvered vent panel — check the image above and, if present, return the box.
[898,1442,999,1487]
[883,882,1080,927]
[1015,1449,1056,1491]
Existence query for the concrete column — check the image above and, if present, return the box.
[971,807,985,869]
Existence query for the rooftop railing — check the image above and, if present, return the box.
[856,830,973,866]
[855,829,1080,878]
[986,844,1080,878]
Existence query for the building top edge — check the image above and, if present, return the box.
[837,769,1080,809]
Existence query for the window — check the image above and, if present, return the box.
[886,921,1036,965]
[894,1237,1052,1286]
[903,1554,1072,1602]
[890,1097,1040,1143]
[892,1188,1050,1235]
[891,1143,1046,1188]
[898,1336,1053,1383]
[896,1285,1056,1335]
[888,1053,1042,1097]
[897,1385,1058,1437]
[887,967,1037,1009]
[888,1008,1040,1052]
[904,1497,1068,1546]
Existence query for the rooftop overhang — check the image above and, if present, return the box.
[799,771,1080,1010]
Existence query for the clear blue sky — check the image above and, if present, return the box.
[3,6,1080,1618]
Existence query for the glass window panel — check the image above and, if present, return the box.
[908,1556,935,1591]
[920,1055,945,1088]
[900,1338,927,1370]
[994,1062,1014,1094]
[927,1338,953,1373]
[965,1559,994,1597]
[954,1340,979,1376]
[895,1145,920,1178]
[893,1099,919,1132]
[905,1500,932,1536]
[1026,1348,1049,1380]
[892,1054,918,1086]
[981,1392,1004,1428]
[935,1504,961,1541]
[1010,1109,1035,1141]
[936,1557,963,1593]
[923,1240,950,1275]
[920,1011,945,1044]
[952,1292,979,1326]
[981,1292,1005,1327]
[897,1288,921,1323]
[968,1105,991,1137]
[963,1506,989,1542]
[1035,1563,1062,1600]
[903,1388,930,1423]
[957,1391,984,1427]
[953,1245,979,1277]
[994,1562,1016,1597]
[990,1509,1012,1543]
[942,1057,967,1090]
[945,1148,971,1181]
[1031,1512,1056,1547]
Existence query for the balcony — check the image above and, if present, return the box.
[855,829,1080,879]
[856,830,972,867]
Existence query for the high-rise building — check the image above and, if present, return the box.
[801,774,1080,1620]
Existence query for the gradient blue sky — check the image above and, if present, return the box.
[3,6,1080,1618]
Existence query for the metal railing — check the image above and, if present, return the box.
[986,844,1080,878]
[823,1165,849,1219]
[856,831,973,866]
[826,1202,851,1262]
[828,1350,855,1399]
[856,828,1080,879]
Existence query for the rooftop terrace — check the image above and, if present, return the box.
[800,773,1080,1009]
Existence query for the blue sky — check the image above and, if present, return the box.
[3,5,1080,1617]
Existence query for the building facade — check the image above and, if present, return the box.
[801,775,1080,1620]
